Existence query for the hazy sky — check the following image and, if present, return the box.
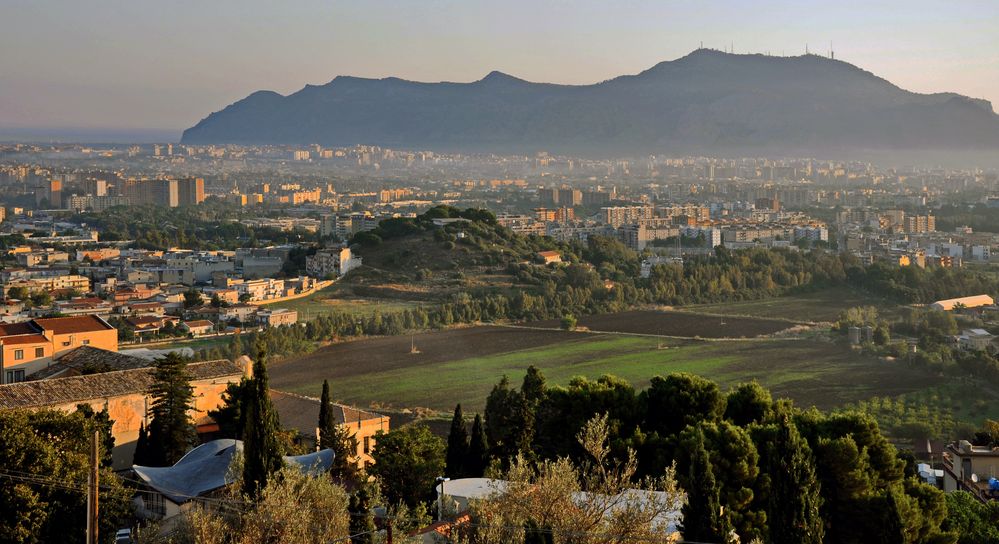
[2,0,997,139]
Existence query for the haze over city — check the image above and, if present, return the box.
[3,0,999,141]
[4,2,999,543]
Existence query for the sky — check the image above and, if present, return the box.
[2,0,998,141]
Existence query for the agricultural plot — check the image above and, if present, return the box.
[533,310,794,338]
[684,287,894,322]
[269,322,941,418]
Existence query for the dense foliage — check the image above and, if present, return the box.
[474,369,957,543]
[0,409,131,543]
[73,202,318,250]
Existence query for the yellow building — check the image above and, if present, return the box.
[0,315,118,383]
[0,354,246,470]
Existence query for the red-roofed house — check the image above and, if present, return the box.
[0,315,118,383]
[181,320,215,337]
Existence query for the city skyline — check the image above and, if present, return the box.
[3,0,998,141]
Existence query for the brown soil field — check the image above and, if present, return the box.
[534,310,794,338]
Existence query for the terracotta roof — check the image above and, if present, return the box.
[3,334,48,346]
[29,346,150,380]
[0,322,40,336]
[0,359,242,409]
[127,315,178,327]
[33,315,113,334]
[269,389,386,437]
[183,320,214,328]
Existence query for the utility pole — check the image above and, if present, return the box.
[86,429,99,544]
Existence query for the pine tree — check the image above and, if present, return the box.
[680,427,731,542]
[133,421,150,466]
[445,404,469,478]
[147,352,196,466]
[319,380,358,482]
[767,409,824,544]
[466,413,489,477]
[242,337,284,498]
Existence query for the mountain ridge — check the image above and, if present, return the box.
[181,49,999,155]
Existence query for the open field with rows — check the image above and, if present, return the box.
[532,309,796,337]
[682,287,894,322]
[268,321,941,416]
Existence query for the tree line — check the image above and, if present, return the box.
[429,368,964,543]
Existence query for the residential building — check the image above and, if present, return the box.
[2,274,91,296]
[133,440,332,521]
[0,355,247,469]
[955,329,995,351]
[256,308,298,327]
[180,320,215,336]
[537,251,563,265]
[305,247,362,279]
[0,315,118,383]
[270,389,389,470]
[177,177,205,206]
[942,440,999,502]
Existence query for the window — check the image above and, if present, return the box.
[34,347,44,358]
[363,436,371,454]
[62,341,71,347]
[82,339,90,345]
[5,370,24,383]
[145,493,166,516]
[14,349,23,360]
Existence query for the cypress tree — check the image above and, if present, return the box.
[445,404,469,478]
[319,379,358,482]
[521,366,547,407]
[767,409,824,544]
[242,337,283,498]
[147,352,196,466]
[466,413,489,477]
[680,427,731,542]
[133,421,150,466]
[319,379,333,442]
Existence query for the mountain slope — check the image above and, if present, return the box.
[181,49,999,154]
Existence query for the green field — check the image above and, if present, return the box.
[274,330,943,417]
[261,284,421,320]
[683,287,896,322]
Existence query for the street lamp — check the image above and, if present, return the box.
[435,476,451,521]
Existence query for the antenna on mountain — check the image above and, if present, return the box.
[805,43,810,55]
[700,40,703,49]
[830,41,835,60]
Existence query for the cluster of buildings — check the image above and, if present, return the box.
[499,199,828,252]
[32,176,207,212]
